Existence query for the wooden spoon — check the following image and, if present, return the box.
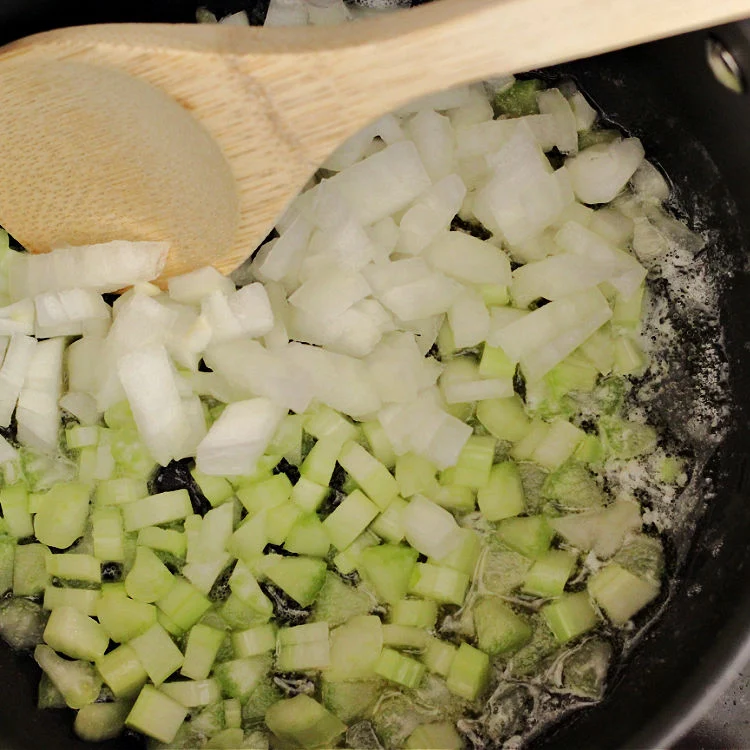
[0,0,748,282]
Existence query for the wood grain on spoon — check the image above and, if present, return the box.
[0,0,748,283]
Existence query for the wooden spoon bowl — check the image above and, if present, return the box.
[0,0,749,282]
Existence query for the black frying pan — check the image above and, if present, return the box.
[1,2,750,748]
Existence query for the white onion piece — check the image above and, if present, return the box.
[0,434,17,464]
[485,307,530,348]
[196,398,286,476]
[0,299,35,335]
[448,289,490,349]
[565,138,645,204]
[205,339,313,414]
[495,288,612,366]
[289,269,370,318]
[511,253,617,308]
[264,0,309,27]
[366,332,442,405]
[398,175,467,256]
[555,221,646,297]
[537,89,578,155]
[327,141,432,226]
[449,87,494,129]
[8,241,167,301]
[16,337,65,454]
[66,336,104,395]
[167,266,235,305]
[219,10,249,24]
[283,343,381,419]
[441,358,512,404]
[366,217,399,260]
[569,91,598,131]
[252,216,312,284]
[425,230,511,285]
[166,310,212,371]
[178,394,208,459]
[0,335,37,426]
[59,392,100,426]
[229,283,275,338]
[403,495,463,559]
[117,345,190,466]
[34,289,110,338]
[406,109,457,182]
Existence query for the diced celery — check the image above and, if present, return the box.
[304,404,358,444]
[574,434,605,465]
[326,615,383,681]
[383,624,428,650]
[229,511,267,562]
[73,701,131,743]
[493,78,544,117]
[362,421,397,469]
[161,678,221,707]
[395,453,439,498]
[0,538,15,596]
[182,623,226,680]
[432,528,481,577]
[370,496,408,543]
[122,490,192,532]
[311,572,373,628]
[612,284,645,330]
[542,592,599,643]
[125,546,175,602]
[323,489,380,550]
[233,623,277,658]
[224,698,242,729]
[588,563,659,625]
[137,526,186,560]
[265,694,346,750]
[97,643,149,698]
[229,562,274,618]
[156,578,211,631]
[46,552,101,584]
[390,598,438,629]
[477,461,525,521]
[291,477,330,513]
[542,462,604,510]
[338,441,400,510]
[126,684,187,744]
[476,396,532,443]
[0,485,33,539]
[214,654,270,699]
[496,515,554,559]
[190,468,234,507]
[510,420,551,462]
[523,549,578,597]
[96,587,156,643]
[91,507,125,562]
[13,543,49,596]
[359,544,419,605]
[321,679,382,724]
[333,530,379,576]
[473,596,531,655]
[43,586,100,616]
[95,478,147,507]
[375,648,425,689]
[408,563,469,606]
[34,645,102,710]
[446,643,489,700]
[422,637,456,677]
[266,556,327,607]
[531,420,585,471]
[599,416,657,459]
[300,435,345,486]
[406,722,463,750]
[130,623,184,685]
[277,622,331,671]
[613,335,647,375]
[453,436,496,488]
[479,344,516,380]
[433,483,476,513]
[285,513,331,557]
[265,501,303,546]
[34,482,90,549]
[237,474,292,515]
